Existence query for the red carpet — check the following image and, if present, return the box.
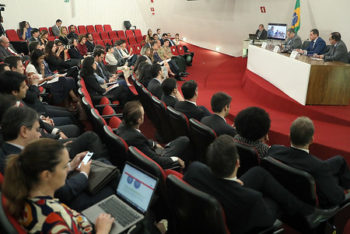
[182,43,350,164]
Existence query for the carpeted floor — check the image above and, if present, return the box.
[180,43,350,164]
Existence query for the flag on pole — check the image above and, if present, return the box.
[291,0,300,33]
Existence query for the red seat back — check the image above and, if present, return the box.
[48,27,54,36]
[6,30,22,41]
[108,31,119,40]
[86,25,95,33]
[134,29,143,43]
[133,44,142,55]
[95,25,104,33]
[127,36,137,46]
[102,105,115,115]
[171,46,179,55]
[116,30,126,40]
[92,32,101,41]
[78,25,87,35]
[95,40,105,47]
[103,39,112,46]
[100,31,109,40]
[108,116,122,129]
[104,25,112,32]
[39,27,48,33]
[177,45,185,55]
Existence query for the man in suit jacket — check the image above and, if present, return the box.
[0,36,21,61]
[284,28,302,51]
[201,92,236,137]
[28,28,40,43]
[0,106,114,211]
[315,32,349,63]
[268,117,350,208]
[175,80,211,121]
[184,135,318,234]
[52,19,62,37]
[147,64,164,99]
[297,29,326,55]
[255,24,267,40]
[116,101,188,169]
[161,77,184,107]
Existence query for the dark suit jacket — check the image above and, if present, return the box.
[116,124,175,168]
[68,47,83,59]
[324,40,349,63]
[84,74,106,97]
[305,37,326,55]
[0,143,22,173]
[147,78,162,100]
[255,29,267,40]
[175,101,210,121]
[0,45,15,61]
[59,36,69,45]
[184,162,275,234]
[161,94,178,108]
[86,40,95,52]
[201,114,236,137]
[0,142,88,204]
[96,62,112,82]
[268,145,345,208]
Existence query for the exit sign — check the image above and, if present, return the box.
[64,0,69,2]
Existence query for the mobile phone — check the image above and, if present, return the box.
[78,152,93,169]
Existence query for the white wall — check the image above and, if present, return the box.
[1,0,148,34]
[136,0,350,56]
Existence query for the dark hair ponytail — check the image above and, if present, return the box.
[2,139,64,218]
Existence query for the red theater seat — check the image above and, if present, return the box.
[104,24,112,32]
[116,30,126,41]
[95,25,103,33]
[6,30,23,42]
[108,31,119,41]
[100,31,109,40]
[86,25,95,33]
[78,25,87,35]
[134,29,143,43]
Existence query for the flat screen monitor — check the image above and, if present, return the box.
[267,23,287,40]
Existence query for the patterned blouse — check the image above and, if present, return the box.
[20,196,93,233]
[233,134,269,159]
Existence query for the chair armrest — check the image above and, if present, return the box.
[102,113,123,119]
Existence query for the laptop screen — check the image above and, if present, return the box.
[116,163,158,213]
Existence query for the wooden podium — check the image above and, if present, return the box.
[247,45,350,105]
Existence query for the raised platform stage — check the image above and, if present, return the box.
[182,43,350,164]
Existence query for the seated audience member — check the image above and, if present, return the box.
[112,41,127,66]
[314,32,349,63]
[45,41,71,73]
[4,56,77,122]
[141,46,153,65]
[153,33,159,40]
[85,33,95,52]
[28,41,44,55]
[116,101,188,169]
[29,28,40,43]
[0,36,22,61]
[167,33,176,47]
[201,92,236,137]
[138,63,153,87]
[26,49,79,106]
[2,138,115,233]
[233,106,270,158]
[67,25,79,40]
[0,71,80,138]
[174,33,181,46]
[0,106,116,210]
[59,27,70,45]
[146,29,153,43]
[93,49,122,84]
[68,38,84,60]
[52,19,62,37]
[147,63,165,99]
[159,33,167,46]
[159,39,187,74]
[134,56,147,74]
[39,30,49,47]
[77,34,88,57]
[268,116,350,208]
[296,29,326,55]
[19,21,32,40]
[0,62,9,73]
[284,28,302,51]
[156,28,161,39]
[184,135,331,234]
[80,56,132,107]
[105,45,131,84]
[119,39,138,66]
[255,24,267,40]
[175,80,211,121]
[161,77,184,107]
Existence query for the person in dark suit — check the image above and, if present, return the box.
[283,28,302,51]
[233,106,270,159]
[184,135,327,234]
[116,100,188,169]
[268,117,350,208]
[174,80,211,121]
[28,28,40,43]
[161,77,184,107]
[67,25,78,40]
[297,29,326,55]
[314,32,349,63]
[255,24,267,40]
[201,92,236,137]
[0,106,115,211]
[68,38,84,59]
[147,63,164,99]
[85,33,95,53]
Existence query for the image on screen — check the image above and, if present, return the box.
[267,23,287,40]
[117,164,157,213]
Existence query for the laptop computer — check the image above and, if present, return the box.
[82,162,158,234]
[249,34,257,40]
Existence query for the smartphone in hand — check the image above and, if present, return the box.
[78,152,94,169]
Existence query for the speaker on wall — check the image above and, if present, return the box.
[124,21,131,30]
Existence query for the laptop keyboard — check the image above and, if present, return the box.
[99,198,141,227]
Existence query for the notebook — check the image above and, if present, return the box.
[82,162,158,234]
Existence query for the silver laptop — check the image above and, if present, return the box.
[82,162,158,234]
